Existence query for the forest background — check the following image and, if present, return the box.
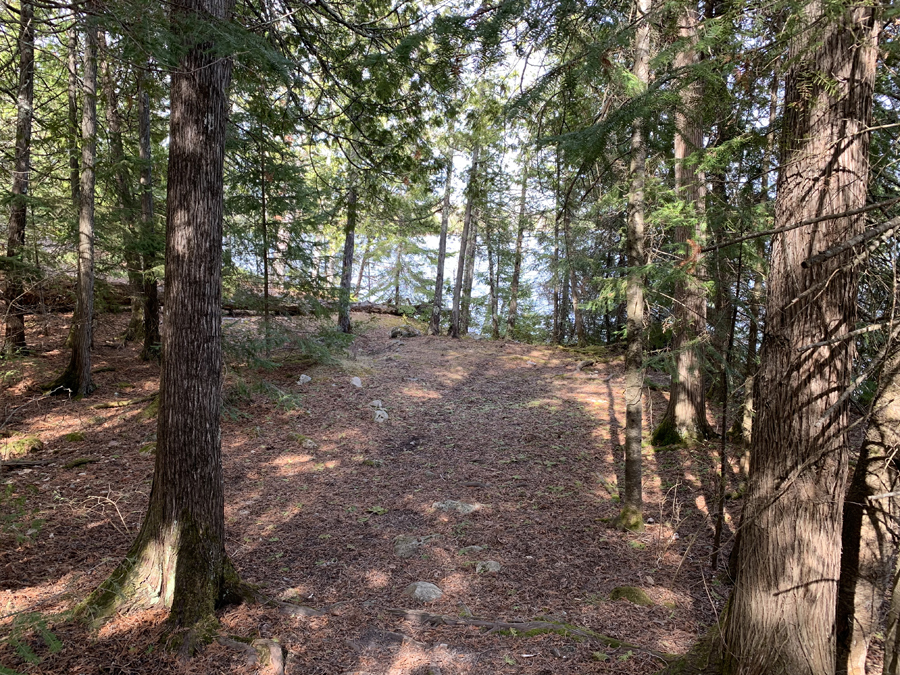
[1,0,900,674]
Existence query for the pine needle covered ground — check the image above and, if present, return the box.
[0,312,749,675]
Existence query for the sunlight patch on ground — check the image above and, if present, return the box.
[0,573,81,629]
[399,387,442,399]
[364,569,390,589]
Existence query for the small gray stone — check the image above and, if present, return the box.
[301,438,318,450]
[393,534,440,558]
[350,376,363,388]
[297,374,312,385]
[458,545,485,556]
[432,500,481,515]
[403,581,443,603]
[475,560,501,574]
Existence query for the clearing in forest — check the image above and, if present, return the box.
[0,312,739,675]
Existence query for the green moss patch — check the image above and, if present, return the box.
[609,586,653,607]
[64,431,86,442]
[651,417,683,447]
[2,435,43,460]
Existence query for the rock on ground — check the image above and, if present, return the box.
[403,581,443,603]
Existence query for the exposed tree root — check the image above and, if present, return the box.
[386,608,678,663]
[89,392,158,409]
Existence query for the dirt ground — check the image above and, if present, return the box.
[0,311,745,675]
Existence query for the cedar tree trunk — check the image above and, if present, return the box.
[4,0,34,354]
[617,0,651,532]
[652,4,714,445]
[80,0,244,651]
[837,344,900,674]
[55,15,98,396]
[138,81,161,360]
[716,4,878,674]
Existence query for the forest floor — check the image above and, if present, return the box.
[0,311,746,675]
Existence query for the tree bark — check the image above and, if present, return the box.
[430,159,452,335]
[137,80,161,360]
[837,344,900,675]
[338,180,357,334]
[451,145,479,338]
[4,0,35,354]
[715,5,879,674]
[54,14,98,396]
[617,0,651,533]
[652,3,713,445]
[80,0,243,649]
[507,163,528,337]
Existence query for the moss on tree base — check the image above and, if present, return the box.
[614,504,645,532]
[651,416,686,447]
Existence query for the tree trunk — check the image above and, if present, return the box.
[260,145,271,348]
[485,221,499,339]
[552,193,561,345]
[393,245,402,309]
[430,159,452,336]
[80,0,243,650]
[67,24,80,211]
[507,164,528,337]
[99,33,144,344]
[837,345,900,675]
[652,4,714,446]
[355,237,370,297]
[460,219,478,335]
[4,0,35,354]
[562,206,583,346]
[715,5,879,674]
[338,181,357,334]
[138,80,161,361]
[451,145,479,338]
[54,15,98,396]
[617,0,651,533]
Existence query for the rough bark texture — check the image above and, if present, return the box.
[80,0,240,647]
[4,0,34,353]
[55,16,98,396]
[652,4,713,446]
[506,166,527,337]
[837,347,900,675]
[137,83,161,361]
[338,183,357,334]
[430,161,452,335]
[617,0,650,533]
[717,4,878,674]
[450,145,478,338]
